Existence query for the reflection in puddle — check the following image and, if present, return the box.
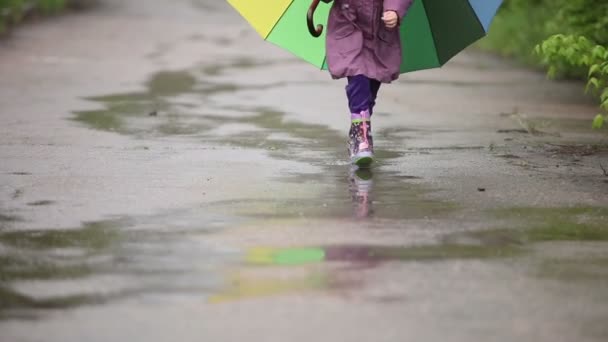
[244,243,521,266]
[0,212,232,318]
[208,206,608,304]
[3,203,605,314]
[349,168,374,219]
[0,221,123,315]
[71,65,456,223]
[538,254,608,283]
[208,240,524,304]
[2,205,608,324]
[0,213,22,227]
[480,207,608,243]
[26,201,55,207]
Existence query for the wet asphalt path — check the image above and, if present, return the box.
[1,0,608,341]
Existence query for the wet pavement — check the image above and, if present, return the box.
[1,0,608,341]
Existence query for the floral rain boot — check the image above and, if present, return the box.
[348,110,374,167]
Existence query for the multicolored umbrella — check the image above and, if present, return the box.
[227,0,503,73]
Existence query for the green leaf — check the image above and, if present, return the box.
[589,64,601,77]
[592,114,605,129]
[548,66,558,79]
[588,77,600,91]
[602,88,608,102]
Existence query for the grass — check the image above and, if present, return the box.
[0,0,92,34]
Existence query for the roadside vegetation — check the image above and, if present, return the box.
[479,0,608,128]
[1,0,94,34]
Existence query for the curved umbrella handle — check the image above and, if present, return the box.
[307,0,323,37]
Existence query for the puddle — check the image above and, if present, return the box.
[209,206,608,304]
[0,220,123,315]
[538,254,608,283]
[0,214,21,223]
[244,243,521,266]
[3,205,606,316]
[7,172,31,176]
[71,65,457,223]
[0,285,103,318]
[496,153,521,159]
[0,211,235,318]
[73,70,204,136]
[202,167,455,222]
[73,69,294,137]
[0,212,22,230]
[26,201,55,207]
[458,206,608,285]
[479,207,608,243]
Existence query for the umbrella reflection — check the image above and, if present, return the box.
[208,240,516,304]
[208,245,396,304]
[208,246,375,304]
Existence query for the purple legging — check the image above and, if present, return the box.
[346,75,382,115]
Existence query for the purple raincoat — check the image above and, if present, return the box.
[325,0,414,83]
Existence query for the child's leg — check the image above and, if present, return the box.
[345,76,381,116]
[345,75,375,166]
[369,79,382,115]
[346,75,373,116]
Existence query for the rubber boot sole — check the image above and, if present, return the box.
[352,151,374,168]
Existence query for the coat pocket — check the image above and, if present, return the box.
[327,5,362,56]
[377,27,399,47]
[334,21,356,40]
[375,27,402,73]
[329,28,362,56]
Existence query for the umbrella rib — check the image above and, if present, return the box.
[265,0,296,40]
[465,0,486,33]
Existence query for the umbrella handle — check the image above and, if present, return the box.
[307,0,323,37]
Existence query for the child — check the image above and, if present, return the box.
[323,0,414,166]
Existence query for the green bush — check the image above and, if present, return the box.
[537,35,608,128]
[477,0,560,64]
[481,0,608,128]
[534,0,608,128]
[0,0,70,34]
[545,0,608,46]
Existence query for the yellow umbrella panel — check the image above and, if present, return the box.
[227,0,331,68]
